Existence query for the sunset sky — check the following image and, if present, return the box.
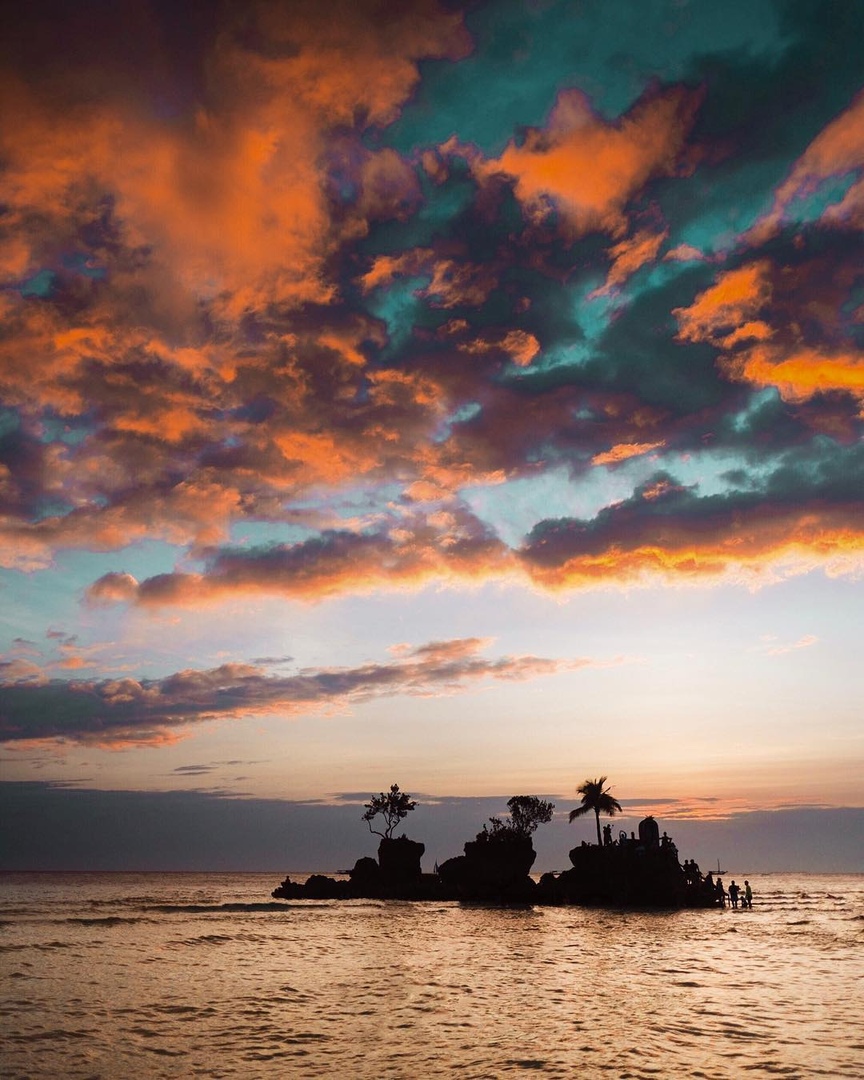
[2,0,862,872]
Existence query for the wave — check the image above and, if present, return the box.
[143,901,336,913]
[2,916,157,929]
[54,916,152,926]
[0,940,78,952]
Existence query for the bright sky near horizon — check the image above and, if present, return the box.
[1,0,863,868]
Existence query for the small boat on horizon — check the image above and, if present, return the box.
[715,859,726,874]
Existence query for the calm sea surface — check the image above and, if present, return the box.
[1,871,862,1079]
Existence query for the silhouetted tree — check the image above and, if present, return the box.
[568,776,622,846]
[476,795,555,842]
[362,783,417,839]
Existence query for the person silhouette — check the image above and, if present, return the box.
[728,880,740,908]
[701,870,713,904]
[715,876,726,907]
[743,880,753,908]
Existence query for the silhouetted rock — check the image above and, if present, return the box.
[545,832,694,907]
[271,840,431,903]
[438,834,537,901]
[302,874,351,900]
[436,854,466,889]
[348,856,380,892]
[271,815,723,908]
[271,875,303,900]
[271,874,350,900]
[378,836,424,886]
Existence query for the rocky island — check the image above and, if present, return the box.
[272,781,725,909]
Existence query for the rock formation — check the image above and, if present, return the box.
[271,814,723,908]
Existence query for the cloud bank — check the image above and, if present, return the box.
[3,781,861,873]
[0,637,615,747]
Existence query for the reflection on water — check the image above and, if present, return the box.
[1,873,862,1078]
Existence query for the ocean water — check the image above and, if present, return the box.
[1,872,862,1079]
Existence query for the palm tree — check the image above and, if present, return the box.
[568,776,623,846]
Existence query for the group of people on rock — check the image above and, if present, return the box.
[587,830,755,909]
[723,878,753,908]
[682,859,754,908]
[707,874,753,908]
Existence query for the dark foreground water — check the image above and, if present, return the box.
[1,872,862,1079]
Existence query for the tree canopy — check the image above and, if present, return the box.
[476,795,555,842]
[362,783,417,839]
[568,776,622,846]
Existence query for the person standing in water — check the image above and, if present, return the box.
[743,880,753,908]
[728,880,740,908]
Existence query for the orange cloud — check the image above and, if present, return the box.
[79,478,864,611]
[272,429,381,487]
[674,251,864,411]
[0,659,48,686]
[358,248,499,309]
[721,343,864,406]
[422,259,499,308]
[83,511,513,608]
[1,274,475,569]
[0,74,330,313]
[457,328,540,367]
[0,1,469,325]
[752,89,864,237]
[359,249,433,293]
[591,440,665,466]
[500,330,541,367]
[0,477,246,571]
[389,636,492,659]
[674,262,773,345]
[57,655,93,671]
[86,572,140,606]
[596,228,669,293]
[520,488,864,591]
[479,85,701,236]
[246,0,470,129]
[537,534,860,589]
[777,90,864,196]
[821,177,864,229]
